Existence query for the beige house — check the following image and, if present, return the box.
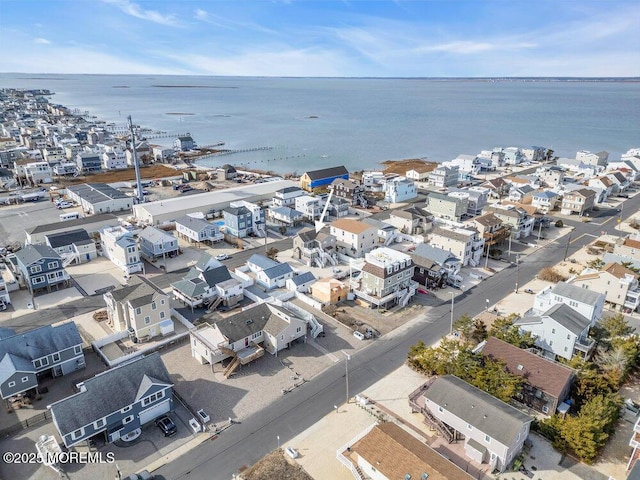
[329,218,378,258]
[429,226,485,267]
[570,263,640,312]
[560,188,596,216]
[405,164,433,182]
[104,276,173,341]
[310,278,349,305]
[190,303,307,376]
[471,213,511,253]
[424,192,467,222]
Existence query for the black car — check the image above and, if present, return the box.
[155,416,177,437]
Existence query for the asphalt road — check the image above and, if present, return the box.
[156,192,640,480]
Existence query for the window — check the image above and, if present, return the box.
[549,340,553,346]
[74,345,82,355]
[94,418,106,429]
[567,334,570,340]
[151,302,157,310]
[8,381,15,388]
[30,265,42,274]
[160,299,165,305]
[552,328,555,334]
[47,262,58,269]
[121,405,132,414]
[296,327,301,333]
[564,346,568,352]
[22,376,29,383]
[135,307,141,315]
[142,390,165,406]
[52,352,60,362]
[160,311,165,319]
[484,435,491,443]
[123,415,134,424]
[34,357,49,368]
[32,276,45,285]
[70,428,84,440]
[144,316,150,325]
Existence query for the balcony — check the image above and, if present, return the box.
[625,290,640,310]
[574,336,596,359]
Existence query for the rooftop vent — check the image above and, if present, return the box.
[245,319,253,325]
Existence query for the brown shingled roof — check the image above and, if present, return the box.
[481,337,574,399]
[624,238,640,249]
[603,263,639,280]
[346,423,473,480]
[330,218,375,235]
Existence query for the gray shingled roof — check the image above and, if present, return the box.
[109,275,167,308]
[26,213,118,235]
[171,277,207,298]
[413,243,458,266]
[202,266,232,287]
[248,254,279,271]
[14,244,60,266]
[290,271,316,286]
[49,353,172,436]
[45,229,92,248]
[212,303,273,342]
[138,226,175,244]
[552,282,603,306]
[263,263,294,280]
[0,323,82,383]
[423,375,531,446]
[516,303,590,335]
[304,166,348,181]
[175,215,214,233]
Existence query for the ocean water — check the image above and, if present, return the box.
[1,74,639,174]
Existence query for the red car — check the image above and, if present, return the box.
[417,288,429,294]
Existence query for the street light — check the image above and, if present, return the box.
[277,435,280,449]
[449,292,455,335]
[486,299,490,311]
[334,404,338,414]
[342,351,351,405]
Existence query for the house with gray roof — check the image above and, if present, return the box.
[190,303,308,376]
[13,244,70,294]
[286,271,317,292]
[531,191,560,214]
[424,192,467,222]
[138,226,178,259]
[175,215,223,244]
[409,375,532,473]
[508,185,536,204]
[411,244,460,289]
[0,323,84,399]
[268,206,304,226]
[532,281,605,326]
[66,183,132,214]
[104,276,173,341]
[44,228,97,265]
[515,304,596,361]
[386,207,432,235]
[171,253,242,311]
[49,353,172,447]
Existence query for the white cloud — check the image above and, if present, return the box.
[101,0,180,27]
[415,41,537,55]
[33,38,51,45]
[194,8,208,21]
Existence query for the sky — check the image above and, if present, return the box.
[1,0,639,77]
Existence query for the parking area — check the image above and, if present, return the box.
[66,257,126,295]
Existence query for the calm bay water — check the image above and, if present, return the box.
[1,74,638,174]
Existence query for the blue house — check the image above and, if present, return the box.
[0,323,84,399]
[300,166,349,191]
[223,205,253,238]
[138,226,179,259]
[13,244,70,294]
[49,353,173,448]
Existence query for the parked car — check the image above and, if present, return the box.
[215,253,229,261]
[57,202,73,209]
[524,288,534,294]
[417,288,429,295]
[155,416,177,437]
[123,470,153,480]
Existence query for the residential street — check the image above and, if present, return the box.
[155,194,640,479]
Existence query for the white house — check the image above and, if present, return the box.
[100,226,143,275]
[175,214,223,244]
[532,281,605,327]
[429,226,484,267]
[383,177,417,203]
[515,304,596,360]
[410,375,532,473]
[329,218,378,258]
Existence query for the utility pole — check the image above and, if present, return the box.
[563,228,573,261]
[449,292,455,335]
[514,255,520,293]
[342,351,351,405]
[128,116,144,205]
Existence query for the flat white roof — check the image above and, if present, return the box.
[133,179,297,218]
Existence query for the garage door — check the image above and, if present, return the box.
[139,399,171,425]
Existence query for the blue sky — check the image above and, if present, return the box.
[1,0,639,76]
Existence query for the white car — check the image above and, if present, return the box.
[57,202,73,209]
[215,253,229,261]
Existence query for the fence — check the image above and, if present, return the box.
[0,410,52,439]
